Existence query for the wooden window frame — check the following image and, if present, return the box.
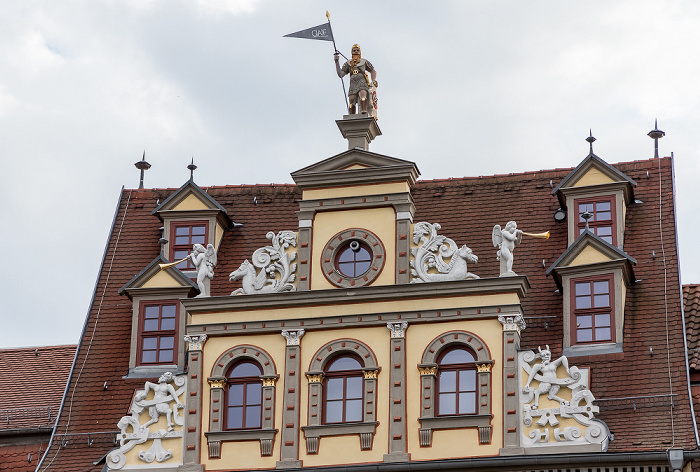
[435,347,478,417]
[137,300,179,366]
[570,274,615,345]
[575,195,616,245]
[225,361,264,431]
[170,221,209,270]
[322,354,365,425]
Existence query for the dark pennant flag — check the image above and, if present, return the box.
[284,22,334,42]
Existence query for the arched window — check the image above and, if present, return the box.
[324,355,364,424]
[226,361,263,429]
[437,347,477,416]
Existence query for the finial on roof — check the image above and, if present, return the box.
[647,119,665,159]
[586,130,596,155]
[187,157,197,181]
[134,151,151,189]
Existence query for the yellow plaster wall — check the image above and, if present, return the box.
[191,293,519,326]
[310,207,397,290]
[123,384,185,467]
[302,182,410,201]
[141,269,184,288]
[571,167,615,187]
[200,334,286,470]
[173,192,210,211]
[406,319,504,460]
[568,245,613,267]
[215,222,224,250]
[298,326,390,467]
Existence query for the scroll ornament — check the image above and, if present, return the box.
[106,373,186,469]
[519,347,609,450]
[410,222,479,283]
[230,231,297,295]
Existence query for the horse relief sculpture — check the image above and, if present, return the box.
[410,222,478,283]
[106,372,186,470]
[519,346,609,450]
[230,230,297,295]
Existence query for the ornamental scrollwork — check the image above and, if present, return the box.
[518,347,609,451]
[106,372,186,469]
[230,231,297,295]
[410,222,479,283]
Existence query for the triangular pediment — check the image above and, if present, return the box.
[291,149,420,190]
[152,180,228,217]
[119,255,199,298]
[552,152,636,206]
[546,230,636,287]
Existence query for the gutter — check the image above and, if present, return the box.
[36,187,125,472]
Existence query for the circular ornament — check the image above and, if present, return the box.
[321,228,385,288]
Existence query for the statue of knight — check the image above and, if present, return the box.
[334,44,378,117]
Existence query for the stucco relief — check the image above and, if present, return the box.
[229,230,297,295]
[106,372,186,470]
[410,222,479,283]
[519,347,609,451]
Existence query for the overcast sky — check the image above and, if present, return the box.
[2,1,699,349]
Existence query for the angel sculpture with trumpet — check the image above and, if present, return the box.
[493,221,550,277]
[159,243,217,297]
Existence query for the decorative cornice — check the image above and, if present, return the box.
[498,314,526,332]
[387,321,408,339]
[184,334,208,351]
[281,329,305,346]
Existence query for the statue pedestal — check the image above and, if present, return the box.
[336,115,382,151]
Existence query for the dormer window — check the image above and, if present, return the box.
[171,221,208,270]
[576,196,615,245]
[138,300,179,365]
[572,275,614,344]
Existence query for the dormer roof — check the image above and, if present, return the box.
[546,229,636,288]
[291,148,420,190]
[119,254,199,299]
[551,152,636,207]
[152,179,230,223]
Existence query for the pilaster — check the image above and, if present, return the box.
[182,334,207,468]
[384,322,409,462]
[498,315,525,455]
[277,330,305,469]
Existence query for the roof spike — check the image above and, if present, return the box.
[134,150,151,189]
[647,119,665,159]
[585,130,596,155]
[187,157,197,181]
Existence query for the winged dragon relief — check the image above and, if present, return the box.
[410,222,479,283]
[229,230,297,295]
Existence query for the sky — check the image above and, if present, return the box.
[1,1,699,349]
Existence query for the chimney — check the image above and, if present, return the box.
[335,115,382,151]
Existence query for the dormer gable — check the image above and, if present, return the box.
[119,255,199,299]
[152,179,229,218]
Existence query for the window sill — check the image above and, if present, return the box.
[418,414,492,446]
[205,429,277,458]
[563,342,622,358]
[123,365,182,379]
[302,422,378,453]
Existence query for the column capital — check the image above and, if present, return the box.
[498,314,526,332]
[184,334,208,351]
[281,329,305,346]
[387,321,408,339]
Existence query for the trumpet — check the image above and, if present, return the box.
[521,231,550,239]
[158,257,189,270]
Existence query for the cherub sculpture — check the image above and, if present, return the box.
[135,372,184,431]
[334,44,378,115]
[522,346,572,409]
[492,221,522,276]
[188,243,216,297]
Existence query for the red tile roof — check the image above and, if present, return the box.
[0,443,48,472]
[38,156,698,471]
[685,284,700,370]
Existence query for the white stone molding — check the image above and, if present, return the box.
[492,221,522,277]
[281,329,305,346]
[184,334,207,351]
[518,347,609,451]
[230,230,297,295]
[386,321,408,338]
[106,372,186,470]
[189,243,217,297]
[410,222,479,283]
[498,314,526,332]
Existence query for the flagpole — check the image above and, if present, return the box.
[326,11,349,111]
